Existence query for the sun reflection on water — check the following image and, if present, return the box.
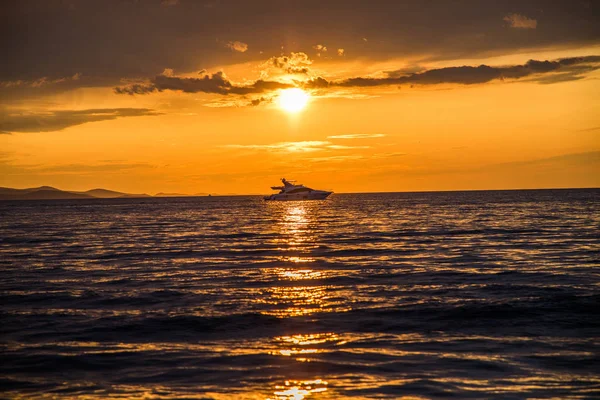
[271,203,319,250]
[258,285,328,317]
[284,256,316,263]
[262,204,337,398]
[276,333,341,346]
[271,379,328,400]
[277,268,322,280]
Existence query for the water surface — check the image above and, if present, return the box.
[1,190,599,399]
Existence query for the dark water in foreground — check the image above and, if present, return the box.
[1,190,599,399]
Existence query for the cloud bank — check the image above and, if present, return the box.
[115,71,293,95]
[0,108,161,133]
[306,56,600,89]
[113,56,600,100]
[4,1,598,90]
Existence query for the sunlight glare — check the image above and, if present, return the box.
[278,88,310,113]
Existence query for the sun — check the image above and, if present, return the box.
[278,88,310,113]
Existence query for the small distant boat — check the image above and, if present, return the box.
[264,178,333,201]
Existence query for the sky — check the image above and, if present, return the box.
[1,0,599,194]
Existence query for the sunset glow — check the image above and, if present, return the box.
[0,1,598,195]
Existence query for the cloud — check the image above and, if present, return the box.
[249,96,272,106]
[4,1,598,94]
[225,41,248,53]
[267,52,313,75]
[385,65,426,78]
[306,155,366,163]
[113,83,157,95]
[0,159,156,179]
[225,140,371,152]
[0,74,123,103]
[326,145,370,150]
[1,72,82,89]
[328,134,385,139]
[226,141,331,152]
[115,55,600,99]
[313,44,327,56]
[33,162,155,174]
[305,56,600,89]
[161,68,175,77]
[115,70,294,95]
[313,44,327,52]
[504,13,537,29]
[337,49,345,56]
[0,108,161,134]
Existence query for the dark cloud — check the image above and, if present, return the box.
[303,77,329,88]
[114,55,600,98]
[3,0,598,87]
[305,56,600,88]
[385,65,427,78]
[115,71,293,95]
[0,108,161,134]
[0,74,116,102]
[249,96,272,106]
[113,83,158,95]
[243,79,293,94]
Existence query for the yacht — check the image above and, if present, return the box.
[264,178,333,201]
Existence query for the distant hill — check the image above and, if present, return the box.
[154,192,191,197]
[0,186,61,196]
[81,188,128,198]
[71,188,151,198]
[0,188,93,200]
[0,186,150,201]
[154,192,216,197]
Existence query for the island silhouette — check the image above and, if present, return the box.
[0,186,209,200]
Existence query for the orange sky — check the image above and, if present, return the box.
[1,2,599,194]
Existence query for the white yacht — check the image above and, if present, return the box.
[264,178,333,201]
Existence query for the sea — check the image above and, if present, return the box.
[1,189,599,399]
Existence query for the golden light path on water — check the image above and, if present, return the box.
[265,203,333,399]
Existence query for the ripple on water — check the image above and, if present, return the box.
[0,190,599,398]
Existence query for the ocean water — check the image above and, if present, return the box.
[1,190,599,399]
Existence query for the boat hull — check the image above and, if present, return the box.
[264,191,332,201]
